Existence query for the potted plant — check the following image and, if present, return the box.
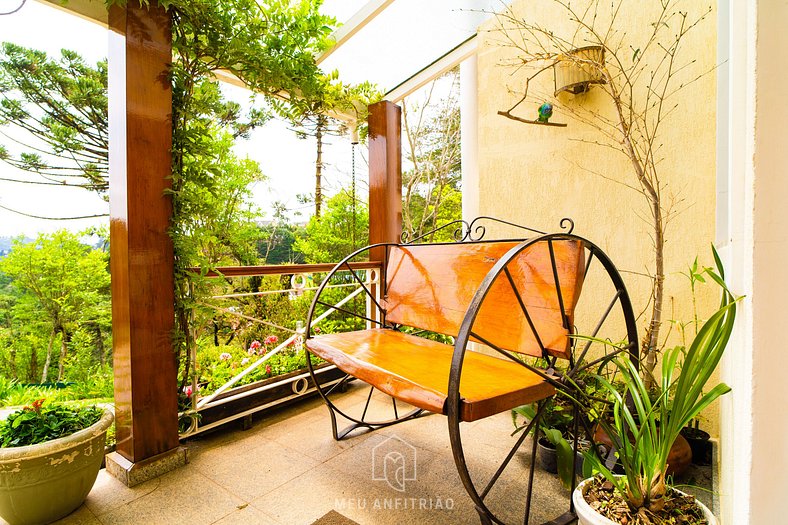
[0,399,114,525]
[512,397,578,487]
[573,249,736,525]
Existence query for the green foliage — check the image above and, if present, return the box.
[0,43,108,195]
[583,247,737,511]
[0,399,102,447]
[512,398,575,488]
[402,70,462,242]
[0,231,111,383]
[294,192,369,263]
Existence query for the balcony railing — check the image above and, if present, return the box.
[179,261,381,438]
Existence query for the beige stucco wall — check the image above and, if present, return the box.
[475,2,720,432]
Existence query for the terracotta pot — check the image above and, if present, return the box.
[0,408,114,525]
[573,477,717,525]
[593,425,692,476]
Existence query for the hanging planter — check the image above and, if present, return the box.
[554,45,605,96]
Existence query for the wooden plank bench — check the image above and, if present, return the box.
[303,218,638,525]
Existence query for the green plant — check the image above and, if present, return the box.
[512,397,575,488]
[0,399,102,447]
[584,246,737,513]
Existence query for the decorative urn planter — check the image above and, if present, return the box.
[0,407,114,525]
[572,478,717,525]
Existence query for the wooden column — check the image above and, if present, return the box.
[107,1,183,482]
[368,100,402,263]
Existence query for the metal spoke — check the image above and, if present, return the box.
[480,403,544,500]
[547,239,569,329]
[361,385,374,421]
[523,401,545,525]
[570,290,623,374]
[315,300,385,327]
[503,267,547,358]
[392,397,399,419]
[583,249,595,281]
[470,331,562,387]
[343,262,386,317]
[323,374,351,396]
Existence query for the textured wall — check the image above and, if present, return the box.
[475,1,720,433]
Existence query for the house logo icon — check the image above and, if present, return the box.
[371,435,417,492]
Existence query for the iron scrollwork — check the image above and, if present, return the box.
[401,216,575,244]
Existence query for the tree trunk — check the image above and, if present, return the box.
[643,200,665,387]
[8,346,17,380]
[29,343,37,383]
[57,329,70,381]
[92,323,105,366]
[41,327,56,383]
[314,115,325,218]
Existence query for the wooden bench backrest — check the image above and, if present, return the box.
[383,240,585,359]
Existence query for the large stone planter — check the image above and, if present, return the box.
[0,407,114,525]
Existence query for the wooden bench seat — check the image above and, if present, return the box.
[304,224,640,524]
[306,328,555,422]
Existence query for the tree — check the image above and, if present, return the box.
[401,69,462,242]
[0,231,110,382]
[495,0,712,383]
[294,192,368,264]
[0,43,108,199]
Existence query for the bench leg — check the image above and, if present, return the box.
[306,361,429,441]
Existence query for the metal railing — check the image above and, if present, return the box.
[179,261,381,438]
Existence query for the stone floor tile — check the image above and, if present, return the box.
[189,434,320,501]
[211,503,281,525]
[96,470,243,525]
[49,505,101,525]
[84,469,164,517]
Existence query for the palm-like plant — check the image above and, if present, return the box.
[585,247,737,512]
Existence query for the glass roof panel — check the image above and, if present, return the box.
[320,0,512,93]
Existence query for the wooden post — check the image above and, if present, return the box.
[368,101,402,262]
[106,1,185,485]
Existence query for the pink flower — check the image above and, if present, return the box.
[241,357,250,366]
[183,385,193,397]
[219,352,232,362]
[265,364,272,375]
[313,327,321,334]
[247,347,257,356]
[249,340,261,351]
[264,335,279,346]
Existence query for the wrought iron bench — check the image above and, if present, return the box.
[304,217,638,525]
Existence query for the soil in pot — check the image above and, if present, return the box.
[580,476,710,525]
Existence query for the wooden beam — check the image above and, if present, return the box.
[108,1,179,464]
[368,101,402,264]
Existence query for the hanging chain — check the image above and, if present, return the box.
[351,141,357,249]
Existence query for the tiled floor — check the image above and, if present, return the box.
[22,383,713,525]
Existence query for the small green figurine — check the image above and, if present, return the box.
[538,102,553,123]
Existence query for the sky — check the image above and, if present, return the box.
[0,0,499,237]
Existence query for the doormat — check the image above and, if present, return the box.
[309,510,360,525]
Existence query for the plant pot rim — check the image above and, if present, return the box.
[0,406,114,462]
[572,477,716,525]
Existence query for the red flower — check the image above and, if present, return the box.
[265,364,272,375]
[264,335,279,346]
